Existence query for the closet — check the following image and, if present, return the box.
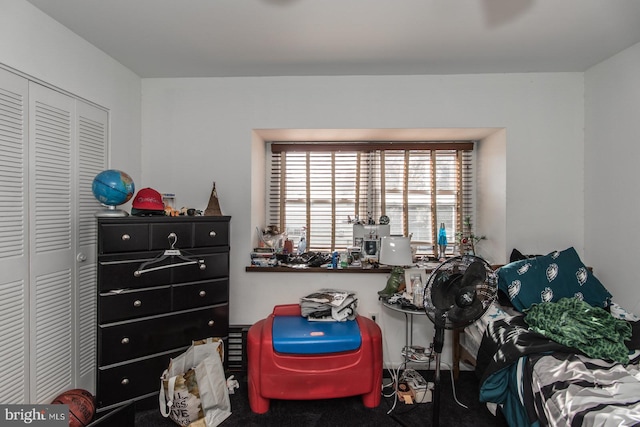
[0,66,107,404]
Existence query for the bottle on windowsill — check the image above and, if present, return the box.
[297,227,307,254]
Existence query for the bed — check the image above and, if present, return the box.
[454,247,640,427]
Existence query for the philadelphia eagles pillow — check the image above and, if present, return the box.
[497,247,612,312]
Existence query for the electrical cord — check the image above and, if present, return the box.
[378,303,469,414]
[380,307,402,413]
[440,361,469,409]
[386,364,403,414]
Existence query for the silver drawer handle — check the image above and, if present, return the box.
[208,320,215,327]
[133,300,142,307]
[121,378,129,385]
[199,290,206,297]
[209,231,216,238]
[121,337,130,344]
[121,234,130,241]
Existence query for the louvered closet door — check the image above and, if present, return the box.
[75,102,107,392]
[0,68,30,404]
[0,70,107,404]
[28,82,77,404]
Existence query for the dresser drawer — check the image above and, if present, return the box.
[99,286,172,323]
[99,256,172,291]
[96,349,183,409]
[176,252,229,283]
[194,221,229,247]
[99,305,229,366]
[150,223,194,250]
[99,224,149,253]
[173,279,229,311]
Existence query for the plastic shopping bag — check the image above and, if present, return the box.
[159,338,231,427]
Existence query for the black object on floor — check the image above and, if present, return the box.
[135,371,508,427]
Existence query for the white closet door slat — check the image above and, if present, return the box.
[0,68,29,404]
[29,82,76,404]
[76,102,107,391]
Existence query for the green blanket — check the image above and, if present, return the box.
[524,297,631,363]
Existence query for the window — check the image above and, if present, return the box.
[268,142,474,257]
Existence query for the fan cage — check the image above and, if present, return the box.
[423,255,498,329]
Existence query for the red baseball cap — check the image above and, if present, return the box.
[132,188,164,211]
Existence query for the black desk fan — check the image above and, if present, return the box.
[422,255,498,427]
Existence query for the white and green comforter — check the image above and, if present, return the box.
[477,314,640,427]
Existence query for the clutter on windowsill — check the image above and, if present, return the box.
[248,247,384,270]
[246,254,444,272]
[250,247,278,267]
[456,216,486,256]
[248,221,454,271]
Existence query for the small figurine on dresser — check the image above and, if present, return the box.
[204,181,223,216]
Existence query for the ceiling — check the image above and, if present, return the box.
[24,0,640,79]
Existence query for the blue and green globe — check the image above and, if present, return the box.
[92,169,135,207]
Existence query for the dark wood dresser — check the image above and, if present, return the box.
[95,216,231,410]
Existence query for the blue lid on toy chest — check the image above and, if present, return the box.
[272,316,362,354]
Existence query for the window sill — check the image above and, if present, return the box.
[246,263,504,273]
[245,266,393,273]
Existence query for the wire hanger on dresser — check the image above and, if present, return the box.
[134,232,206,277]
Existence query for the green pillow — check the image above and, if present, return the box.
[497,247,612,311]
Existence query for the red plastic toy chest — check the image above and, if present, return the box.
[247,304,382,413]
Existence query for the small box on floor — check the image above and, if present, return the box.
[412,383,434,403]
[400,369,434,404]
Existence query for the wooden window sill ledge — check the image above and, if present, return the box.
[245,266,393,273]
[246,263,505,273]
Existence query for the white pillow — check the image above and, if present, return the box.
[609,301,640,322]
[462,301,514,358]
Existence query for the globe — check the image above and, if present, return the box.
[92,169,135,217]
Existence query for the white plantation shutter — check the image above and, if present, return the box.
[277,151,359,251]
[406,151,431,246]
[269,142,474,256]
[460,150,474,236]
[378,150,407,236]
[0,68,29,404]
[432,150,459,251]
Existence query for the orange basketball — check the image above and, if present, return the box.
[51,389,96,427]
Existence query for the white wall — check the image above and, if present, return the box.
[141,73,585,366]
[585,42,640,314]
[477,129,507,264]
[0,0,142,183]
[5,0,639,378]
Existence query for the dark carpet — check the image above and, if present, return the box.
[135,370,507,427]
